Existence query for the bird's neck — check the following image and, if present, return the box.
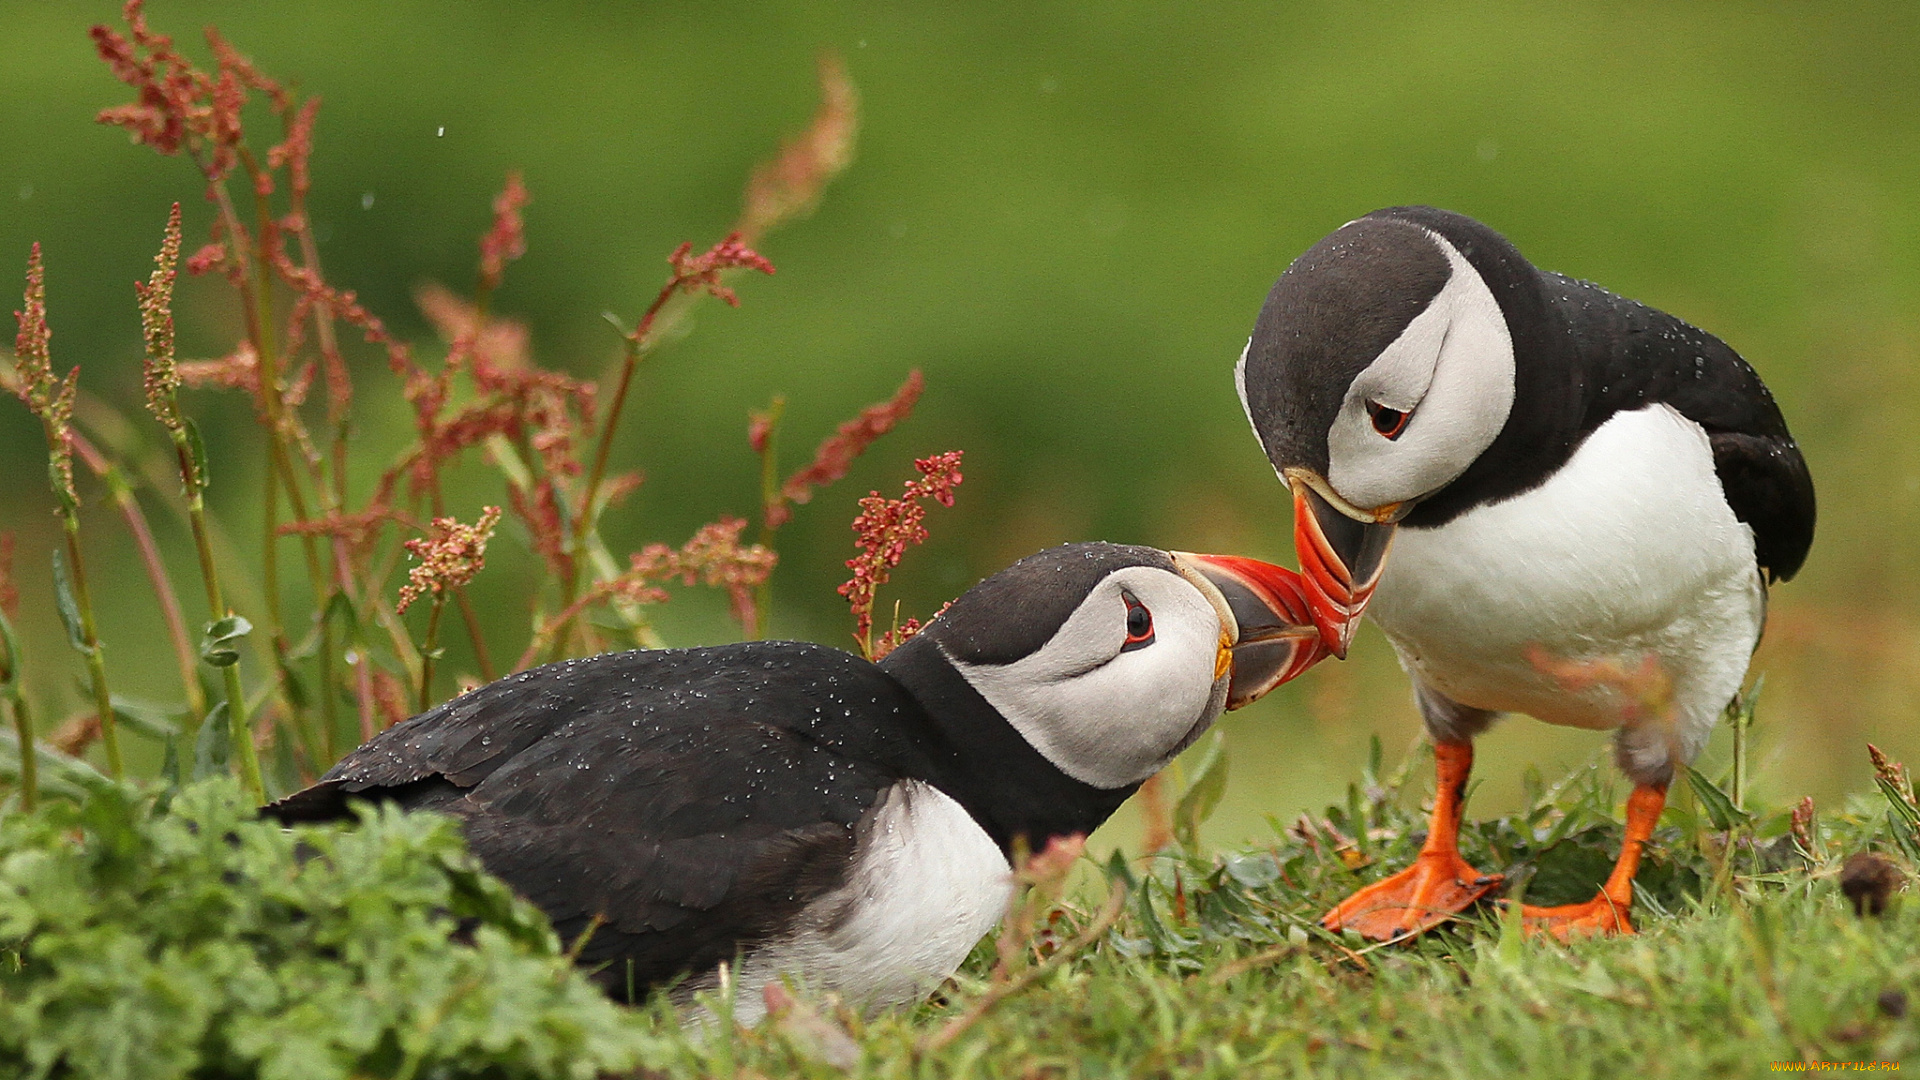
[879,637,1136,856]
[1403,262,1586,528]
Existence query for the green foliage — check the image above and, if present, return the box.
[0,780,663,1080]
[49,549,89,657]
[1687,763,1754,834]
[1,704,1915,1079]
[1171,730,1229,852]
[621,747,1920,1079]
[198,615,253,669]
[1878,779,1920,863]
[0,732,112,805]
[190,702,231,781]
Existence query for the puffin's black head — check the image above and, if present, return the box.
[1236,207,1524,656]
[884,541,1326,790]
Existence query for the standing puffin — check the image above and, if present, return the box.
[267,542,1325,1019]
[1235,206,1815,940]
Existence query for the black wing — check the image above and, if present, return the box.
[266,641,936,993]
[1550,274,1816,582]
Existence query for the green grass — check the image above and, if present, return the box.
[3,725,1913,1078]
[0,779,653,1080]
[624,741,1918,1079]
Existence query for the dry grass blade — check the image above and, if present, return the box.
[917,881,1127,1057]
[1207,941,1301,985]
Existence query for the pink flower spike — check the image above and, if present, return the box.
[478,172,530,294]
[137,203,184,433]
[665,232,775,309]
[738,53,859,243]
[770,370,923,528]
[397,506,502,614]
[838,450,964,657]
[11,244,53,409]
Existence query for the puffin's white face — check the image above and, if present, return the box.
[946,564,1230,790]
[1319,233,1516,511]
[1234,228,1518,516]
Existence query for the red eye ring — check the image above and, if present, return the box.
[1366,400,1411,440]
[1121,590,1155,651]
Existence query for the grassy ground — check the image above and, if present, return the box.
[625,738,1919,1079]
[4,708,1913,1078]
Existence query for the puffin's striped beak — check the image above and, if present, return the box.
[1173,553,1330,710]
[1289,474,1398,660]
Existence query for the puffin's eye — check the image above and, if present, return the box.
[1366,400,1411,440]
[1121,590,1155,651]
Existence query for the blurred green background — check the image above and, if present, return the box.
[3,1,1917,848]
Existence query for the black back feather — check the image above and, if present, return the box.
[1349,207,1815,581]
[267,642,941,993]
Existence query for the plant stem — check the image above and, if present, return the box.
[4,691,34,813]
[168,431,265,804]
[545,336,644,660]
[579,334,646,545]
[550,285,682,655]
[211,172,327,718]
[418,597,445,714]
[1,605,32,812]
[201,160,330,767]
[315,543,356,765]
[58,513,122,779]
[258,450,323,766]
[1732,701,1749,814]
[295,209,354,515]
[917,882,1128,1057]
[70,432,204,720]
[317,614,339,764]
[118,486,204,716]
[517,586,613,672]
[752,396,785,638]
[353,650,375,742]
[262,445,283,639]
[222,651,263,803]
[454,587,496,682]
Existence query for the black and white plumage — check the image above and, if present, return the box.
[1235,206,1814,938]
[267,542,1322,1017]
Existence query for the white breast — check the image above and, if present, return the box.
[1368,404,1765,777]
[692,780,1013,1026]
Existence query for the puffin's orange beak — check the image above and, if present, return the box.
[1290,475,1397,659]
[1173,552,1330,709]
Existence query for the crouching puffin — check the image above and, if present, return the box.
[1235,206,1815,940]
[267,542,1325,1019]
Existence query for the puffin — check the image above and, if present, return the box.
[266,542,1326,1020]
[1234,206,1815,940]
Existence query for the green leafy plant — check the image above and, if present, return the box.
[0,779,667,1080]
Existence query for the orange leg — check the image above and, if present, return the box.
[1520,783,1667,940]
[1322,741,1503,941]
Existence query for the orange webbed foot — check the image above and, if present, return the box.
[1321,850,1504,941]
[1516,892,1634,940]
[1514,783,1666,941]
